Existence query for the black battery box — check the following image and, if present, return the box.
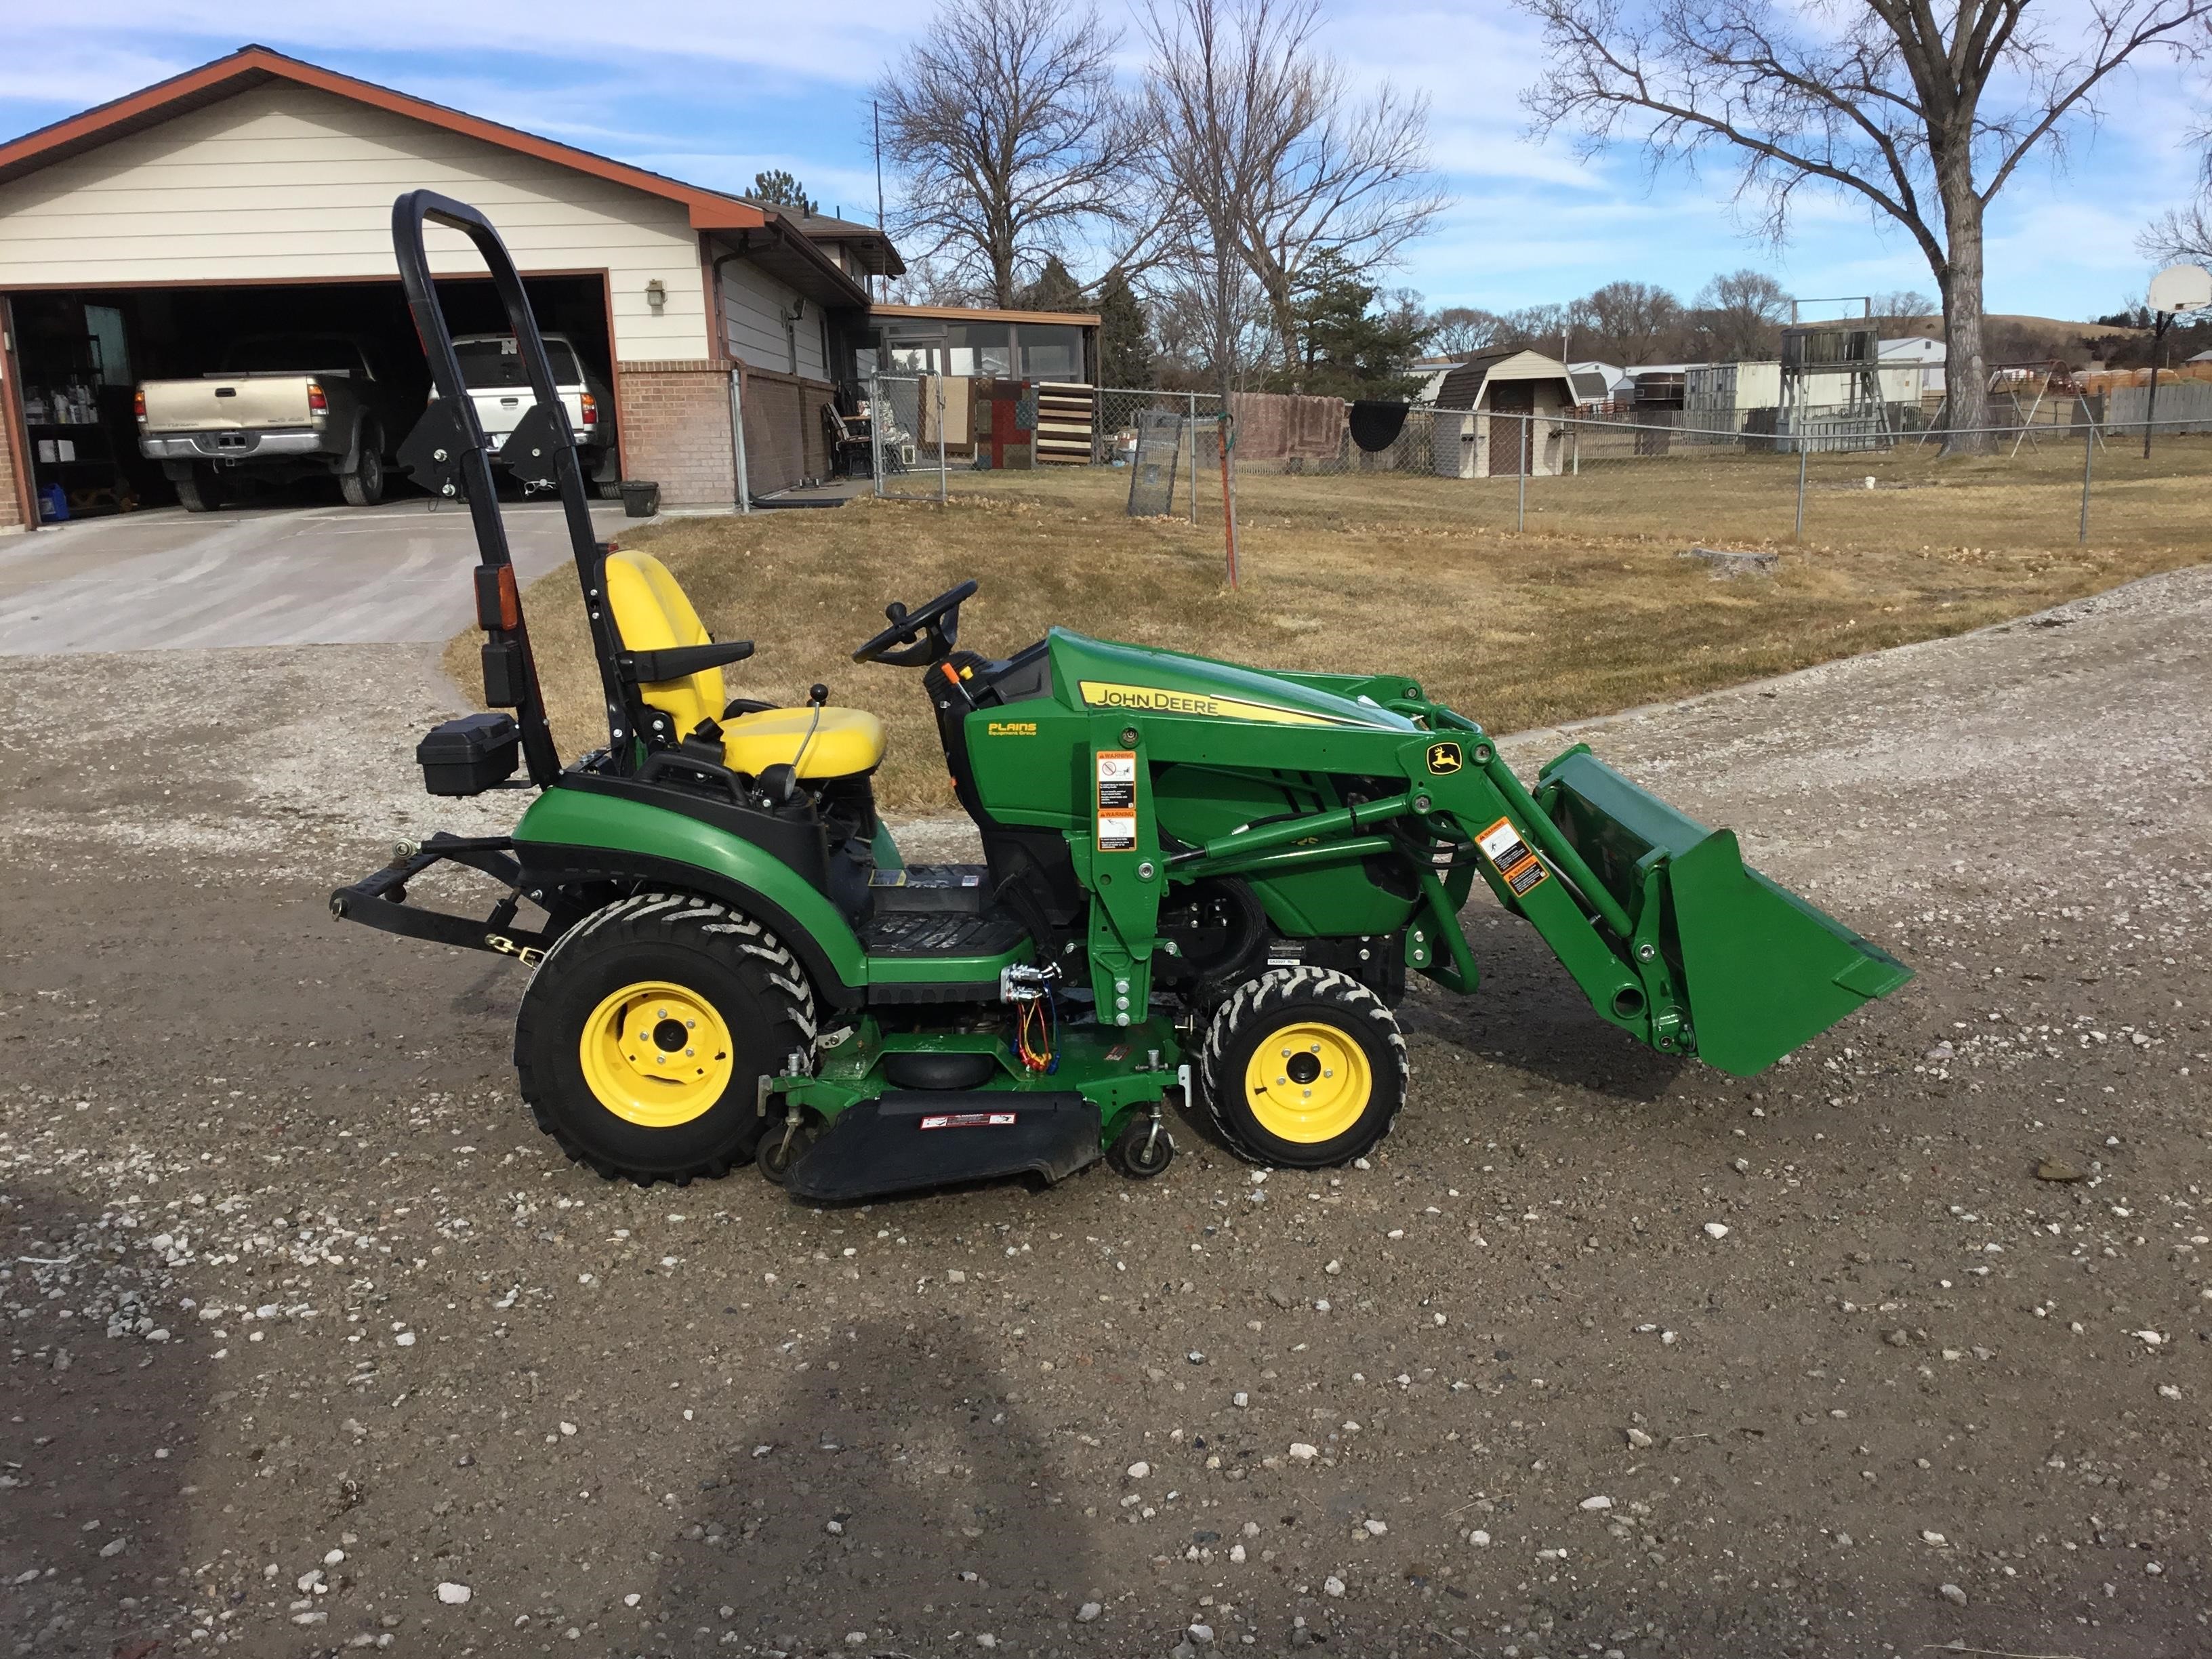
[416,712,519,796]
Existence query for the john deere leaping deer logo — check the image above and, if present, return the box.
[1425,741,1463,775]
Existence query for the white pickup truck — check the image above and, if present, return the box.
[136,333,416,511]
[448,333,621,496]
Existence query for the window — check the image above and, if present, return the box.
[1017,325,1081,382]
[224,333,375,378]
[452,336,584,388]
[945,323,1011,377]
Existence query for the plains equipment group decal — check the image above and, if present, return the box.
[1076,680,1364,727]
[987,720,1038,737]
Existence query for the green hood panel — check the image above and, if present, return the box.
[1046,628,1416,731]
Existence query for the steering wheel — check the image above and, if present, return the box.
[851,580,979,667]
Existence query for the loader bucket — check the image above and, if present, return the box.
[1537,750,1912,1076]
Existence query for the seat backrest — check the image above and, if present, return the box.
[603,550,722,737]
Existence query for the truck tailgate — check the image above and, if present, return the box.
[468,388,584,442]
[142,375,314,432]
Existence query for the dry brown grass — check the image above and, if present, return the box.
[460,438,2209,811]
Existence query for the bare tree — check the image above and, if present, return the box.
[1689,268,1791,359]
[1429,306,1510,356]
[2142,199,2212,263]
[1578,279,1686,363]
[875,0,1130,307]
[1140,0,1448,396]
[1519,0,2211,449]
[1870,287,1939,322]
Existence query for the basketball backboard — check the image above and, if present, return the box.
[2148,262,2212,315]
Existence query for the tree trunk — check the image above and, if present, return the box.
[1936,173,1990,455]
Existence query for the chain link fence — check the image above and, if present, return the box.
[867,374,947,503]
[867,378,2211,562]
[1211,405,2209,558]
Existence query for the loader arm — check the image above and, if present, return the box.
[1156,695,1908,1076]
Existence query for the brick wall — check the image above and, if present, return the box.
[0,367,24,531]
[0,418,22,531]
[613,359,838,507]
[738,365,835,498]
[614,360,736,508]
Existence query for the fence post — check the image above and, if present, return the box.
[1187,392,1200,525]
[935,375,948,506]
[730,367,751,514]
[1218,409,1240,588]
[2079,411,2093,545]
[867,373,883,499]
[1516,413,1528,532]
[1793,438,1807,541]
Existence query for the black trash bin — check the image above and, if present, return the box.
[619,480,661,518]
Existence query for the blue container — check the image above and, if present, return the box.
[37,482,68,523]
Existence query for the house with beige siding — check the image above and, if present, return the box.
[0,45,897,529]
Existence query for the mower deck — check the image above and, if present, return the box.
[782,1090,1103,1204]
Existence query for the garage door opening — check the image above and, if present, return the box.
[7,273,614,522]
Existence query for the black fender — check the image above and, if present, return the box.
[513,844,865,1010]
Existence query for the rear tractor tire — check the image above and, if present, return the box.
[1200,967,1408,1168]
[514,893,816,1185]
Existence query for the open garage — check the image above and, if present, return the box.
[0,45,874,531]
[5,273,613,516]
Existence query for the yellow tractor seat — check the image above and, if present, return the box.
[602,550,886,779]
[722,705,885,779]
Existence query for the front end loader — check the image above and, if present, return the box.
[333,191,1911,1204]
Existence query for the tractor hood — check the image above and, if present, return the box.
[1045,628,1416,731]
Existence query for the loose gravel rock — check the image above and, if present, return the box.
[3,569,2211,1656]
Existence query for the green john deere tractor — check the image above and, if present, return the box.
[333,191,1911,1204]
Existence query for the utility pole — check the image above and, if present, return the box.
[874,100,887,305]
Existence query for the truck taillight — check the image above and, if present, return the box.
[134,388,146,422]
[579,391,599,426]
[307,380,328,414]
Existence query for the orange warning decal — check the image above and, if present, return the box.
[1475,815,1549,897]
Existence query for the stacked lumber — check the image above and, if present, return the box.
[1036,382,1096,464]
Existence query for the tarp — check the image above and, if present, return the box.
[1230,392,1347,462]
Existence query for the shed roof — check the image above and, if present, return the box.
[1431,348,1576,409]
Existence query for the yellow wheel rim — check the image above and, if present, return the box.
[577,980,735,1128]
[1244,1020,1372,1145]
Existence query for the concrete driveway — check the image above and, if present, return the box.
[0,496,632,655]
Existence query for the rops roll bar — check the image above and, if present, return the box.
[388,189,636,781]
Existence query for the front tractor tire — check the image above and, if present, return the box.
[1200,967,1408,1168]
[514,893,816,1185]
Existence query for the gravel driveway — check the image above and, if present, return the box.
[1,568,2206,1658]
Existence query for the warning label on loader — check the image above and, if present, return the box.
[1477,816,1549,897]
[1097,751,1139,851]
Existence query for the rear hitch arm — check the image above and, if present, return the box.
[329,832,550,964]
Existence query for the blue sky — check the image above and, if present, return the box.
[2,1,2204,322]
